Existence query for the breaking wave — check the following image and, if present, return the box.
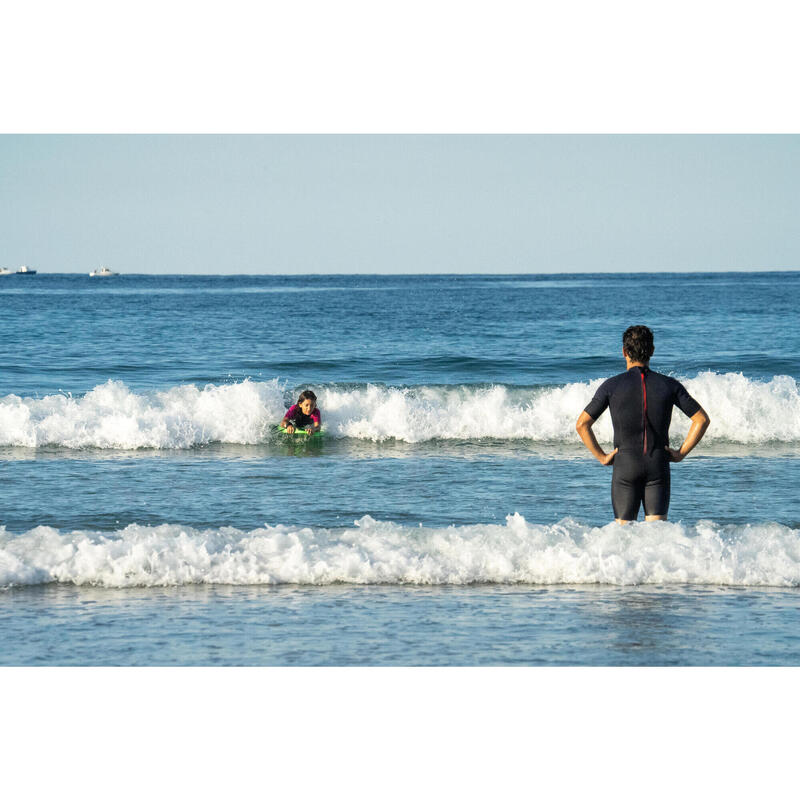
[0,371,799,448]
[2,515,799,588]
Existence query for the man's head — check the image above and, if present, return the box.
[622,325,654,364]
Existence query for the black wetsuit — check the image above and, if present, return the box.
[584,366,701,520]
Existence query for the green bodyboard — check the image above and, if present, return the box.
[277,426,324,439]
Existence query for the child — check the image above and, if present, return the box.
[280,390,321,435]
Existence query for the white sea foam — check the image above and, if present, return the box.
[324,372,800,444]
[2,515,799,588]
[0,372,799,448]
[0,379,287,449]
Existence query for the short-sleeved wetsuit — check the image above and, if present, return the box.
[284,404,321,428]
[584,366,701,520]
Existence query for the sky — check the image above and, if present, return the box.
[1,134,798,274]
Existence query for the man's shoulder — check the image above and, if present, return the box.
[647,370,682,388]
[602,370,632,388]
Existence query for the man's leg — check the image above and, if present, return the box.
[643,455,670,522]
[611,453,642,524]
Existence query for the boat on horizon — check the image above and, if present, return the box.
[89,266,118,277]
[0,267,12,276]
[16,265,37,275]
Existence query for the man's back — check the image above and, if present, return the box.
[585,366,701,454]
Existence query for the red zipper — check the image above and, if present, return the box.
[640,370,648,454]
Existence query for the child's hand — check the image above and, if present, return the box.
[305,428,313,436]
[285,424,295,434]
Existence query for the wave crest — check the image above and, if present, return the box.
[1,372,799,448]
[0,379,285,449]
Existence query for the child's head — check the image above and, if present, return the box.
[297,389,317,415]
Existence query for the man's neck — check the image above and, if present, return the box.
[625,359,648,370]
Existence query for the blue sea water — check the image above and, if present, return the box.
[2,271,800,665]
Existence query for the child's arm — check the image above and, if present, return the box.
[281,406,296,432]
[305,410,321,434]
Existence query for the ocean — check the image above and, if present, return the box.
[2,271,799,665]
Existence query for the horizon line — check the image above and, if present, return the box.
[5,267,799,277]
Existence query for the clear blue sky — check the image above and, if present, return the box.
[1,135,798,274]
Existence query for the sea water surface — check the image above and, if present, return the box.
[2,272,799,665]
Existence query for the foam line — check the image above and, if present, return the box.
[2,515,799,588]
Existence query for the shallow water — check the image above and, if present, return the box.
[3,584,799,666]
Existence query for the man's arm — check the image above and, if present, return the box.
[576,411,618,465]
[666,408,710,462]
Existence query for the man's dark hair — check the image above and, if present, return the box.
[622,325,654,363]
[298,389,317,404]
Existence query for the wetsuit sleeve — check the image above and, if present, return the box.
[584,379,611,420]
[311,409,321,424]
[673,380,701,418]
[284,404,298,421]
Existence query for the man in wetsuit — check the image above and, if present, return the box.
[575,325,710,524]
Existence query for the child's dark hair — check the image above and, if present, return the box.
[298,389,317,404]
[622,325,654,363]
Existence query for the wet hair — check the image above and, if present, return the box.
[297,389,317,405]
[622,325,654,363]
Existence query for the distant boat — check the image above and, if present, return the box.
[16,265,37,275]
[89,266,118,277]
[0,267,12,276]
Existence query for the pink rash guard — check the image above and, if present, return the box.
[284,404,321,427]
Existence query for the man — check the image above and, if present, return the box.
[575,325,710,524]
